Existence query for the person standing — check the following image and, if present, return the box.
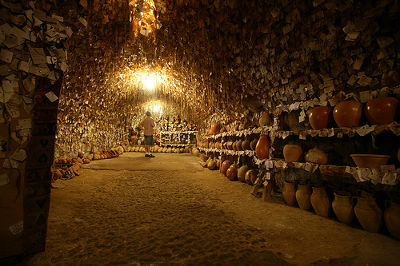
[141,111,155,157]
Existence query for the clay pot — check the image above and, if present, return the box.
[255,134,269,160]
[200,154,208,162]
[241,139,250,150]
[259,112,270,127]
[250,138,258,151]
[207,159,217,170]
[220,160,231,175]
[296,184,311,210]
[305,147,328,165]
[245,169,257,185]
[236,140,243,151]
[216,159,221,169]
[283,112,300,131]
[365,97,399,125]
[384,201,400,239]
[283,144,302,162]
[350,154,390,168]
[226,141,233,150]
[310,187,331,217]
[226,164,237,181]
[333,101,362,128]
[237,165,248,182]
[282,181,296,206]
[332,193,355,225]
[309,106,331,130]
[354,195,382,233]
[210,123,221,135]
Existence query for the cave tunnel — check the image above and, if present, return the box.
[1,0,400,264]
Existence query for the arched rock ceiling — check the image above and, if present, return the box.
[62,0,400,128]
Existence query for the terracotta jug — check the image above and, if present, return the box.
[354,195,382,233]
[296,184,311,210]
[365,97,399,125]
[241,139,250,150]
[237,165,248,182]
[255,134,269,160]
[333,100,362,128]
[245,169,257,185]
[309,106,332,130]
[283,144,302,162]
[282,181,297,206]
[226,164,237,181]
[220,160,231,175]
[332,193,355,225]
[384,201,400,239]
[310,187,331,217]
[211,123,221,134]
[305,147,328,165]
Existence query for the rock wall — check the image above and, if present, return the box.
[0,0,71,258]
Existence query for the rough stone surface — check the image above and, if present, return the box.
[23,153,400,265]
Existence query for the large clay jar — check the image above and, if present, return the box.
[241,139,250,150]
[245,169,257,185]
[250,138,258,151]
[226,164,237,181]
[354,195,382,233]
[333,100,363,128]
[283,144,302,162]
[220,160,231,175]
[282,181,296,206]
[255,134,269,160]
[296,184,311,210]
[310,187,331,217]
[365,97,399,125]
[384,201,400,239]
[332,193,355,225]
[259,112,270,127]
[237,165,248,182]
[211,123,221,135]
[309,106,332,130]
[305,147,328,165]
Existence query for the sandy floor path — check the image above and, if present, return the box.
[23,153,400,265]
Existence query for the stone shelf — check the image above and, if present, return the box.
[198,147,255,157]
[197,148,399,186]
[261,158,399,186]
[205,122,400,140]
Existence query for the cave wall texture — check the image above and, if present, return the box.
[55,0,400,158]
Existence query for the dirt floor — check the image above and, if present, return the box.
[22,153,400,265]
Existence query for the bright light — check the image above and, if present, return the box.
[150,104,162,114]
[141,74,156,91]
